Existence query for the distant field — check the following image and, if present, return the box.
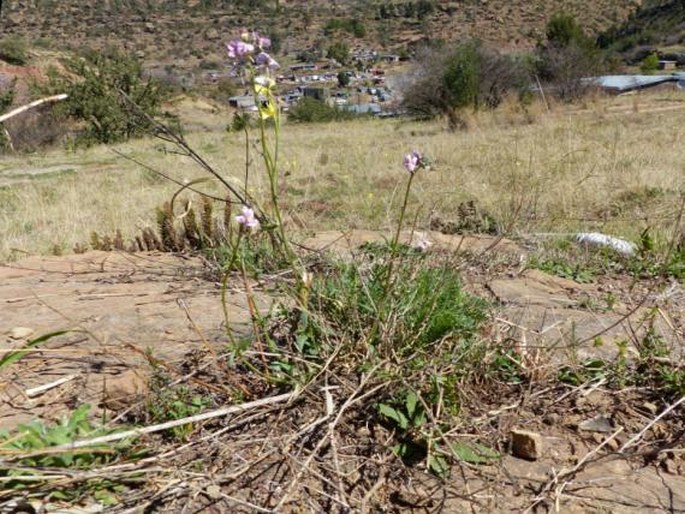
[1,90,684,261]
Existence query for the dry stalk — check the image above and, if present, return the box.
[619,394,685,453]
[273,365,386,511]
[0,94,68,123]
[47,391,296,451]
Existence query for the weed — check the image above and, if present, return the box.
[378,387,499,476]
[0,36,29,65]
[0,330,70,369]
[558,357,608,386]
[559,318,685,402]
[528,254,597,283]
[0,404,133,502]
[35,47,170,146]
[144,372,212,441]
[259,243,491,474]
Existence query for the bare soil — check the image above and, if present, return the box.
[1,232,684,512]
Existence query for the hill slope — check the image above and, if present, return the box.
[598,0,685,62]
[1,0,640,71]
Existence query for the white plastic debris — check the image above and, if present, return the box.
[575,232,637,256]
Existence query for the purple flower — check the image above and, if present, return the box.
[255,51,280,70]
[256,35,271,49]
[227,40,254,59]
[403,150,422,174]
[235,205,260,230]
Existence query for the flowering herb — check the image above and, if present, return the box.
[235,205,260,230]
[226,40,255,60]
[403,150,423,175]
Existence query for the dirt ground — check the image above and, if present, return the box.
[1,231,684,512]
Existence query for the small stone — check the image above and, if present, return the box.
[511,429,543,460]
[664,459,679,475]
[206,484,222,499]
[605,437,620,451]
[578,415,613,433]
[543,413,559,426]
[9,327,34,340]
[642,402,658,415]
[101,370,147,410]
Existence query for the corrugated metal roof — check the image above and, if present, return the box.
[342,103,382,114]
[590,74,680,92]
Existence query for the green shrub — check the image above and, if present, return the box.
[401,41,532,128]
[545,12,589,48]
[324,18,366,38]
[287,97,358,123]
[535,13,602,101]
[36,47,170,145]
[0,36,29,66]
[308,253,488,355]
[327,41,351,65]
[640,52,660,73]
[0,79,15,152]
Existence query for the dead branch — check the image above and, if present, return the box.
[43,391,297,451]
[0,94,68,123]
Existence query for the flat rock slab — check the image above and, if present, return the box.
[488,269,682,361]
[0,251,269,428]
[498,454,685,512]
[301,229,524,257]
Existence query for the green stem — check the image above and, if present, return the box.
[256,90,300,276]
[243,126,249,194]
[385,172,415,292]
[370,172,416,351]
[221,231,243,348]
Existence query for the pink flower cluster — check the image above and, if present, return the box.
[403,150,424,175]
[226,31,279,70]
[236,205,260,231]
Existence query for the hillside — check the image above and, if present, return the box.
[1,0,640,74]
[598,0,685,63]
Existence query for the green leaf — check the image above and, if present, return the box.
[427,454,449,477]
[295,334,309,353]
[451,442,500,464]
[50,490,72,500]
[405,391,419,419]
[378,404,409,430]
[391,442,409,457]
[94,488,119,506]
[69,404,92,427]
[0,330,70,369]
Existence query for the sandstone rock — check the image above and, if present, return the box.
[511,429,543,460]
[642,401,658,415]
[9,326,34,340]
[101,370,148,410]
[578,415,614,433]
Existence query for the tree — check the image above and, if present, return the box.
[536,13,602,101]
[640,52,659,74]
[327,42,350,65]
[337,71,350,88]
[37,47,168,145]
[0,78,14,151]
[400,41,531,129]
[545,13,588,48]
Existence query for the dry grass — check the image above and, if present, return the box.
[1,90,684,261]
